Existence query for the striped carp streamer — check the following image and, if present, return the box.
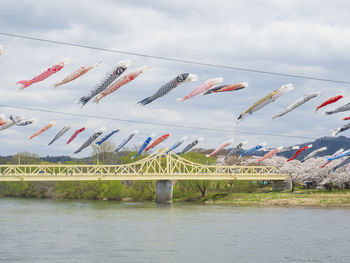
[66,127,86,145]
[332,157,350,173]
[131,133,156,159]
[15,118,36,126]
[203,82,248,95]
[48,124,71,146]
[286,144,312,162]
[237,84,294,121]
[257,146,283,162]
[0,115,23,131]
[324,102,350,116]
[0,44,4,56]
[320,149,344,168]
[137,73,198,106]
[300,147,327,163]
[331,123,350,137]
[239,142,267,159]
[177,77,223,102]
[224,141,248,160]
[114,130,138,153]
[316,95,343,112]
[279,145,300,153]
[95,129,120,146]
[178,137,204,154]
[29,122,55,140]
[145,133,170,152]
[16,58,70,90]
[78,60,131,107]
[165,136,188,154]
[53,62,100,89]
[206,139,234,157]
[326,149,350,161]
[272,92,321,119]
[94,66,148,104]
[73,127,106,154]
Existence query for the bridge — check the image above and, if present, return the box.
[0,149,287,202]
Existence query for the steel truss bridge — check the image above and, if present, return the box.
[0,150,287,181]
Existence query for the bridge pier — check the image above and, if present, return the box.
[272,180,291,191]
[156,180,173,203]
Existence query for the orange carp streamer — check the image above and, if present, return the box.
[29,122,55,140]
[145,133,170,152]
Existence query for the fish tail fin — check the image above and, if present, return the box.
[77,96,91,107]
[176,97,185,102]
[206,154,210,158]
[136,97,153,106]
[272,115,278,119]
[93,96,100,104]
[323,111,332,116]
[203,90,211,95]
[52,83,60,89]
[16,80,31,91]
[330,130,337,137]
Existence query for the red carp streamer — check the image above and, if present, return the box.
[66,127,86,144]
[29,122,55,140]
[16,59,70,90]
[315,95,343,112]
[286,144,312,162]
[145,133,170,152]
[342,117,350,121]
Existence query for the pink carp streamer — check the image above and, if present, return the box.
[94,66,148,104]
[257,146,283,162]
[29,122,55,140]
[177,77,223,102]
[66,127,86,144]
[53,62,100,88]
[206,139,234,157]
[16,59,70,90]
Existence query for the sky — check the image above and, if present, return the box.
[1,0,350,157]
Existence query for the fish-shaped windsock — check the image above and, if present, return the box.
[320,149,344,168]
[224,141,248,160]
[165,136,188,154]
[331,123,350,137]
[343,117,350,121]
[48,124,71,146]
[137,73,198,106]
[145,133,170,152]
[272,92,321,119]
[279,145,300,153]
[114,130,138,153]
[203,82,248,95]
[239,142,267,159]
[29,122,55,140]
[300,147,327,163]
[287,144,312,162]
[178,137,204,154]
[237,84,294,121]
[332,157,350,173]
[206,139,234,157]
[177,78,223,102]
[326,149,350,161]
[95,129,119,146]
[78,60,131,107]
[94,66,148,104]
[53,62,100,89]
[66,127,86,144]
[324,102,350,116]
[15,118,36,126]
[316,95,343,112]
[73,127,106,154]
[0,114,7,126]
[257,146,283,162]
[131,133,156,159]
[0,115,23,131]
[16,59,70,90]
[0,44,4,56]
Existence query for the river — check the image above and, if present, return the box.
[0,198,349,262]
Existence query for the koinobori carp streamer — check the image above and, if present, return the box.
[29,122,55,140]
[131,133,155,159]
[94,66,148,104]
[331,123,350,137]
[239,142,267,159]
[114,130,138,153]
[66,127,86,144]
[320,149,344,168]
[48,124,71,146]
[324,102,350,116]
[316,95,343,112]
[78,60,131,107]
[54,62,100,89]
[257,146,283,162]
[203,82,248,95]
[238,84,294,121]
[95,129,120,146]
[177,77,223,102]
[286,144,312,162]
[326,149,350,161]
[272,92,321,119]
[178,137,204,154]
[224,141,248,160]
[206,139,234,157]
[145,133,170,152]
[165,136,188,154]
[16,59,70,90]
[137,73,198,106]
[0,115,23,131]
[332,157,350,173]
[73,127,106,154]
[15,118,36,126]
[300,147,327,162]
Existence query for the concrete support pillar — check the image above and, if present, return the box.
[272,180,291,191]
[156,180,173,203]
